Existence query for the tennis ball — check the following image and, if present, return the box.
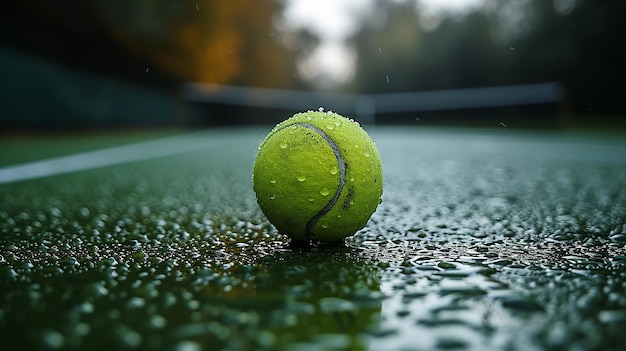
[253,110,383,244]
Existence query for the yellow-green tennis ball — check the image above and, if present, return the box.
[253,110,383,243]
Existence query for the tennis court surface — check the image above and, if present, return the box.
[1,126,625,350]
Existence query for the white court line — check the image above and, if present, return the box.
[0,130,235,185]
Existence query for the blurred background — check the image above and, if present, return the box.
[1,0,625,130]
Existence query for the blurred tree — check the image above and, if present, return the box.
[0,0,306,89]
[348,2,423,93]
[100,0,301,87]
[348,1,510,93]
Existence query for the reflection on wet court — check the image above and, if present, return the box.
[1,127,625,350]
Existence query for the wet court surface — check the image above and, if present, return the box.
[1,127,625,350]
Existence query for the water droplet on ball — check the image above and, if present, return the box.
[326,123,335,130]
[320,187,330,196]
[349,175,355,182]
[329,166,338,175]
[364,151,370,158]
[280,142,287,149]
[322,224,329,229]
[269,179,276,184]
[270,194,276,200]
[297,175,307,182]
[308,198,315,202]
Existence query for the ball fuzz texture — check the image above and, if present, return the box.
[253,110,383,243]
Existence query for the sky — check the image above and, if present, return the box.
[282,0,485,88]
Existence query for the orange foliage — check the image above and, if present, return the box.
[102,0,295,87]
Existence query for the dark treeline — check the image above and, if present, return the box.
[349,0,626,116]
